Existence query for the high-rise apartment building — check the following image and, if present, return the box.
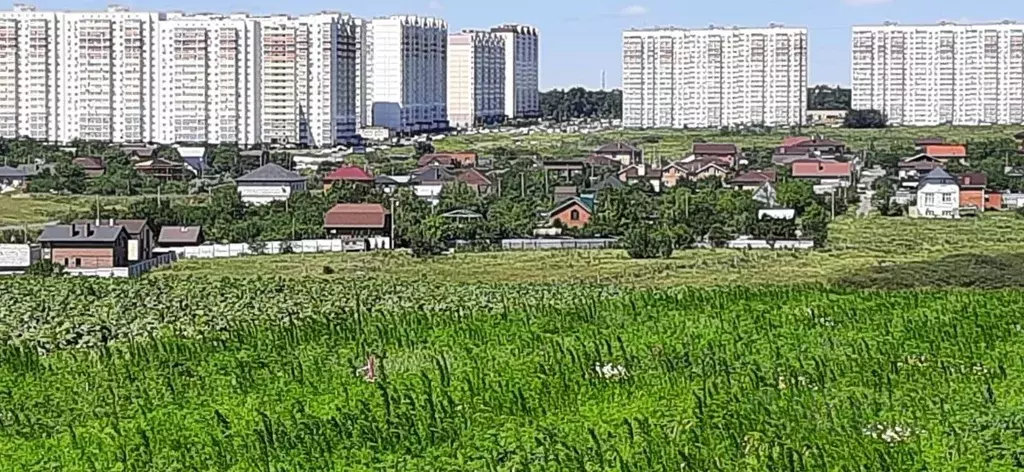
[852,22,1024,126]
[446,30,504,128]
[258,13,358,147]
[157,12,259,145]
[0,4,359,146]
[622,26,808,129]
[490,24,538,119]
[365,15,447,134]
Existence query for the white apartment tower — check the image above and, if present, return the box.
[0,5,58,141]
[157,13,259,145]
[852,22,1024,126]
[258,13,357,147]
[490,24,539,119]
[447,30,504,128]
[622,26,808,128]
[366,15,447,134]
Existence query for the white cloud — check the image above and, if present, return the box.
[427,0,443,10]
[842,0,893,5]
[619,5,648,16]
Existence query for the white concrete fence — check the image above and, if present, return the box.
[154,237,391,259]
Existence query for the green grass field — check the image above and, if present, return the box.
[162,214,1024,289]
[435,125,1023,159]
[0,193,198,226]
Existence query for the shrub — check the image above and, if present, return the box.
[24,260,64,277]
[706,224,731,248]
[322,266,336,275]
[623,226,674,259]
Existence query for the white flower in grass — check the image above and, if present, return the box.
[863,424,914,444]
[594,363,628,380]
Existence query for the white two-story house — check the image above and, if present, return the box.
[915,168,959,219]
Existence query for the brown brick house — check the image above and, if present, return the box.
[72,156,106,178]
[38,223,129,269]
[324,203,391,237]
[548,197,593,229]
[74,219,154,262]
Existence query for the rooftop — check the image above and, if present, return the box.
[39,223,125,244]
[236,163,305,183]
[158,226,203,245]
[324,165,374,182]
[324,203,389,228]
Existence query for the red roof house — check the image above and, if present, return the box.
[323,166,374,190]
[454,168,493,194]
[417,152,478,168]
[324,203,391,237]
[791,160,853,180]
[924,145,967,160]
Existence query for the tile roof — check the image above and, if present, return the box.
[0,165,26,178]
[72,156,105,169]
[791,160,852,178]
[781,136,811,147]
[548,197,594,216]
[73,219,149,236]
[958,172,987,189]
[919,168,957,187]
[729,168,777,184]
[914,136,946,146]
[692,143,739,155]
[236,163,305,183]
[135,158,183,169]
[596,142,639,153]
[455,168,491,186]
[924,145,967,158]
[412,166,456,183]
[324,203,389,228]
[586,175,625,193]
[39,223,126,243]
[584,154,622,167]
[324,165,374,182]
[158,226,203,245]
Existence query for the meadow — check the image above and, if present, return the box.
[435,125,1023,159]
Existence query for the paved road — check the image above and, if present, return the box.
[856,166,886,218]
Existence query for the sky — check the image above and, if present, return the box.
[26,0,1023,90]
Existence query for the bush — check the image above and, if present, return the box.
[706,224,731,248]
[322,266,335,275]
[24,260,64,277]
[623,226,674,259]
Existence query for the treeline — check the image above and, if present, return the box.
[540,88,621,122]
[807,85,851,110]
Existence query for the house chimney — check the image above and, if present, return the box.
[71,224,80,237]
[85,223,93,237]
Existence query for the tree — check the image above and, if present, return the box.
[487,197,537,238]
[409,214,446,257]
[588,186,654,236]
[801,204,830,247]
[52,158,88,194]
[414,141,435,156]
[807,85,851,110]
[872,186,905,217]
[752,217,797,247]
[437,182,483,214]
[844,109,887,129]
[623,225,673,259]
[775,180,817,214]
[24,260,64,277]
[539,88,622,122]
[706,224,731,248]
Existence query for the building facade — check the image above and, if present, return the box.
[853,22,1024,126]
[447,30,504,128]
[0,5,358,146]
[366,15,447,134]
[490,24,538,119]
[622,25,808,128]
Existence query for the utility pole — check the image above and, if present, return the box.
[830,189,836,220]
[390,198,396,250]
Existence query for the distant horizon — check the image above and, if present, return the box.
[8,0,1021,89]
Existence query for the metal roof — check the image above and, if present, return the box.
[236,163,305,183]
[39,224,126,244]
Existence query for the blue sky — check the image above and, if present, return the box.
[30,0,1021,89]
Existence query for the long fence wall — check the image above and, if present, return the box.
[500,239,619,251]
[155,237,391,259]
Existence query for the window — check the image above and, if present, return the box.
[63,258,69,266]
[942,193,952,203]
[75,258,81,267]
[924,193,934,205]
[570,209,580,221]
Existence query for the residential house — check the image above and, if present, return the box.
[235,163,308,205]
[323,166,375,191]
[121,144,158,160]
[16,162,55,178]
[543,159,587,179]
[957,172,1002,211]
[915,168,960,219]
[727,168,777,191]
[548,197,593,229]
[553,185,578,203]
[758,208,796,220]
[593,142,642,166]
[324,203,391,238]
[791,160,853,193]
[417,152,478,168]
[898,154,944,188]
[0,166,26,193]
[583,175,624,198]
[584,153,623,169]
[38,223,129,269]
[752,182,778,206]
[157,226,205,247]
[617,164,662,192]
[806,109,847,127]
[691,143,739,166]
[923,144,967,164]
[455,168,493,195]
[411,166,456,203]
[73,157,106,177]
[661,158,728,188]
[773,136,847,165]
[73,219,154,262]
[178,147,211,176]
[375,175,412,195]
[135,158,186,181]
